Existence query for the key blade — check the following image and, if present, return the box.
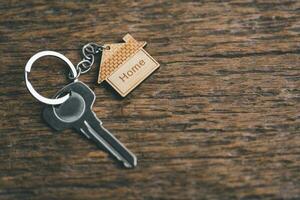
[78,113,137,168]
[85,122,137,168]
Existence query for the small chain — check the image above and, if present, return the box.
[69,43,109,79]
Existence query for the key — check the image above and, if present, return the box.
[42,81,137,168]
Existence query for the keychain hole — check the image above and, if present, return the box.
[53,91,72,108]
[56,91,72,99]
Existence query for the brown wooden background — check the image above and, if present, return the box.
[0,0,300,199]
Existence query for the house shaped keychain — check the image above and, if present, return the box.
[98,34,160,97]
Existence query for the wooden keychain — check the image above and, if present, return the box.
[73,33,160,97]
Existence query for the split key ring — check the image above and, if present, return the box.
[24,51,78,105]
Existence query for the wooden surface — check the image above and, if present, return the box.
[0,1,300,199]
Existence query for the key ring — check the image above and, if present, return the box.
[25,51,78,105]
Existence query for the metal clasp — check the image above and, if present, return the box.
[25,51,78,105]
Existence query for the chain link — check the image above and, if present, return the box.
[69,43,109,79]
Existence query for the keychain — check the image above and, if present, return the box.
[24,34,159,168]
[97,34,160,97]
[71,33,160,97]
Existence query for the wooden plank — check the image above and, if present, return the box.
[0,0,299,199]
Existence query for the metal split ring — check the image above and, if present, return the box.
[25,51,77,105]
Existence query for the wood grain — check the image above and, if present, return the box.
[0,0,300,199]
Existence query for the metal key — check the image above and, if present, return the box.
[43,81,137,168]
